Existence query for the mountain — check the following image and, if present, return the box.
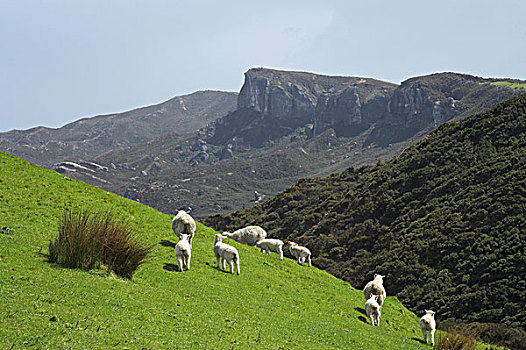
[0,90,237,166]
[203,94,526,335]
[0,151,428,349]
[1,68,524,218]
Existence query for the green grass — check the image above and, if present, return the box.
[0,151,485,349]
[488,81,526,89]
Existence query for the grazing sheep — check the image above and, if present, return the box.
[288,242,311,267]
[213,234,240,275]
[363,274,387,306]
[364,293,381,326]
[255,238,284,260]
[420,310,436,346]
[171,210,196,246]
[175,234,191,272]
[222,225,267,246]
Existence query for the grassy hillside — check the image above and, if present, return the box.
[204,94,526,333]
[0,152,436,349]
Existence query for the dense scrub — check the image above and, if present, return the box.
[204,94,526,330]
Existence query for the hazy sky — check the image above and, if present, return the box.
[1,0,525,132]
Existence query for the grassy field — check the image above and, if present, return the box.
[0,151,483,349]
[488,81,526,89]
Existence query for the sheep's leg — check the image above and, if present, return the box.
[176,256,184,272]
[376,314,380,327]
[216,254,221,269]
[265,249,270,256]
[307,255,312,267]
[429,329,435,346]
[186,253,191,270]
[228,259,234,274]
[369,315,375,325]
[221,257,226,270]
[421,328,428,344]
[278,247,283,260]
[235,259,240,275]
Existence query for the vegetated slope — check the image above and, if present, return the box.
[204,93,526,330]
[0,152,429,349]
[0,90,237,167]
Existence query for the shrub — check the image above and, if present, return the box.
[49,208,152,279]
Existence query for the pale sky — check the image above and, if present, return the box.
[1,0,525,132]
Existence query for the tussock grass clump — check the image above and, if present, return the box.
[435,327,477,350]
[48,208,152,279]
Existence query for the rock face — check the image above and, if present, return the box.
[210,68,396,146]
[210,69,524,149]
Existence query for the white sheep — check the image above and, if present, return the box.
[363,274,387,306]
[255,238,284,260]
[213,234,240,275]
[364,293,381,326]
[175,234,191,272]
[222,225,267,246]
[171,210,196,246]
[420,310,436,346]
[288,242,311,267]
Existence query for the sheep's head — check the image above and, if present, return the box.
[425,310,436,317]
[374,273,385,282]
[214,234,224,244]
[368,293,378,301]
[180,234,190,241]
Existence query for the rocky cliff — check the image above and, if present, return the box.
[209,68,396,146]
[208,68,521,149]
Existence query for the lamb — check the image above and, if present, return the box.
[213,234,240,275]
[222,225,267,246]
[420,310,436,346]
[363,274,387,306]
[288,242,311,267]
[364,293,381,326]
[255,238,284,260]
[174,234,191,272]
[171,210,196,246]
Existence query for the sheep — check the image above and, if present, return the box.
[222,225,267,246]
[174,234,191,272]
[364,293,381,326]
[213,234,240,275]
[363,274,387,306]
[420,310,436,346]
[171,210,196,246]
[288,242,311,267]
[255,238,284,260]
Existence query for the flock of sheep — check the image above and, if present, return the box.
[170,210,436,346]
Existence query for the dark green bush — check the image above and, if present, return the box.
[49,208,152,279]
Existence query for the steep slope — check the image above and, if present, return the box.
[204,93,526,330]
[0,151,430,349]
[0,90,237,166]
